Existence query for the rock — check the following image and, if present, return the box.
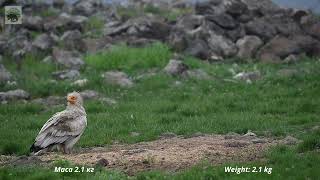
[183,69,211,80]
[290,9,309,22]
[185,39,211,59]
[245,18,277,41]
[236,35,263,59]
[0,89,30,102]
[23,16,43,31]
[74,0,103,16]
[96,158,109,167]
[6,35,31,56]
[52,70,80,80]
[190,132,205,138]
[6,81,17,86]
[32,34,54,51]
[272,16,302,37]
[31,96,64,106]
[173,80,182,87]
[207,33,238,57]
[159,132,177,139]
[72,79,88,87]
[130,132,140,137]
[242,0,282,15]
[244,130,257,137]
[195,0,224,16]
[104,16,170,41]
[206,14,238,29]
[102,71,133,88]
[258,35,316,63]
[52,48,85,69]
[60,30,85,51]
[301,15,320,40]
[226,0,248,16]
[101,97,117,105]
[225,25,246,42]
[164,59,188,76]
[0,64,12,83]
[53,0,65,8]
[44,13,88,32]
[42,56,53,64]
[234,71,261,83]
[83,37,112,54]
[79,90,100,100]
[283,54,300,63]
[282,136,300,145]
[103,21,131,36]
[175,14,205,30]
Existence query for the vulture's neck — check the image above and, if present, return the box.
[67,104,86,116]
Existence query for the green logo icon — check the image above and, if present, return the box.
[5,6,22,24]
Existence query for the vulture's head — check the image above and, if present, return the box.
[67,91,83,107]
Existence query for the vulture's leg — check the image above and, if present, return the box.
[57,144,65,153]
[63,145,70,154]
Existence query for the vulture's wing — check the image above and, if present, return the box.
[31,110,85,152]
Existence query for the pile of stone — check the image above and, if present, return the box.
[169,0,320,63]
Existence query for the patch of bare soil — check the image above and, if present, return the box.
[47,134,284,175]
[2,133,293,175]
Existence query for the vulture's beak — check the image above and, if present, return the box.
[67,96,76,104]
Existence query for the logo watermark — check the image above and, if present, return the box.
[5,6,22,24]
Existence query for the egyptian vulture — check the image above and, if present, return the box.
[30,92,87,155]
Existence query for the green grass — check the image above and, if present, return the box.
[84,42,171,73]
[0,45,320,179]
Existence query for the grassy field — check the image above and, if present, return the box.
[0,43,320,179]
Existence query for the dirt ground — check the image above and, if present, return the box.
[1,133,294,175]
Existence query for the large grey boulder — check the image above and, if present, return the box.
[80,90,100,100]
[207,33,238,57]
[102,71,134,88]
[236,35,263,59]
[52,48,85,69]
[257,35,317,62]
[31,96,64,106]
[185,39,211,60]
[301,15,320,40]
[233,71,261,83]
[60,30,85,51]
[32,34,54,51]
[104,16,171,41]
[245,18,277,41]
[0,89,30,102]
[23,16,43,31]
[242,0,282,15]
[164,59,188,76]
[44,13,88,32]
[52,70,80,80]
[206,14,238,29]
[73,0,103,16]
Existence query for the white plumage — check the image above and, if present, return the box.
[30,92,87,154]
